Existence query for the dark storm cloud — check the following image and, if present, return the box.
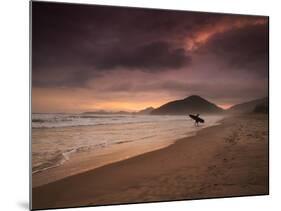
[32,2,269,112]
[95,41,191,70]
[196,21,269,77]
[32,2,223,87]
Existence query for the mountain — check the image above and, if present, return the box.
[227,97,268,114]
[137,107,155,115]
[253,103,269,114]
[151,95,223,115]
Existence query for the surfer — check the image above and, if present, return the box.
[189,114,205,126]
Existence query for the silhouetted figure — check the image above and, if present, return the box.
[189,114,205,126]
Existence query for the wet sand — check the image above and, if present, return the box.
[32,114,268,210]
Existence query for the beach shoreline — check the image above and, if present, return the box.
[32,114,224,188]
[32,114,268,210]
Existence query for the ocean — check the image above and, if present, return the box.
[32,113,224,176]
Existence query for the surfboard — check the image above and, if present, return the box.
[189,114,205,123]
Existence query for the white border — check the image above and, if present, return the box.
[1,0,280,211]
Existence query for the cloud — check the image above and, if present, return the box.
[95,41,191,70]
[185,15,267,50]
[31,2,225,88]
[195,21,269,77]
[31,2,269,112]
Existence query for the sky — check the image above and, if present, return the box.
[32,2,269,113]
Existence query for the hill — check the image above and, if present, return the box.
[227,97,268,114]
[151,95,223,115]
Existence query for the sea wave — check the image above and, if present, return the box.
[32,114,186,128]
[32,114,224,176]
[32,143,109,174]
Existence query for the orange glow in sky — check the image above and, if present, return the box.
[32,87,169,113]
[32,8,268,113]
[217,104,233,110]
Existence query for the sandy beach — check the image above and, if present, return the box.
[32,114,268,209]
